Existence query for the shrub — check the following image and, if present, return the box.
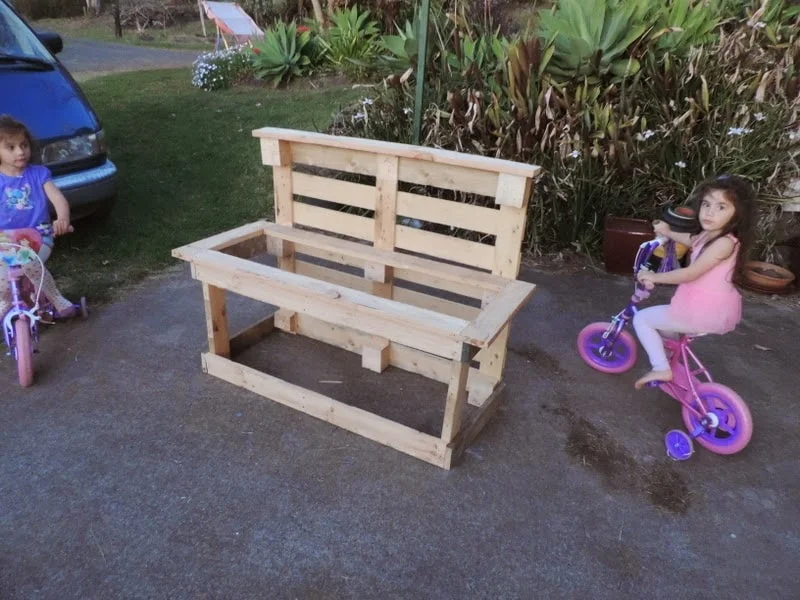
[251,21,317,87]
[191,46,253,91]
[318,5,380,79]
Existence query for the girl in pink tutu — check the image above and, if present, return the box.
[633,175,755,390]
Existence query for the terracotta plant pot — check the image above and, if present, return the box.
[742,261,796,293]
[603,216,653,274]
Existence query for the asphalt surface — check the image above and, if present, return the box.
[58,39,200,78]
[1,261,798,599]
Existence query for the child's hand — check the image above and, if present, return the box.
[637,270,657,289]
[653,220,671,237]
[53,219,72,236]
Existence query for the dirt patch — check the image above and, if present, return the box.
[542,404,692,515]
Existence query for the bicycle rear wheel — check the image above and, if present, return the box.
[14,318,34,387]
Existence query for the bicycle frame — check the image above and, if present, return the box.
[596,235,717,421]
[2,265,40,356]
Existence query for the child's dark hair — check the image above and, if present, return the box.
[0,114,33,147]
[688,174,755,287]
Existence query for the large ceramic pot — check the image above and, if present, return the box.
[742,261,796,294]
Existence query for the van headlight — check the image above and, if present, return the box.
[40,130,107,166]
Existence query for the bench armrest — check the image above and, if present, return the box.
[460,280,536,347]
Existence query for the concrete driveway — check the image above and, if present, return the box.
[1,261,797,599]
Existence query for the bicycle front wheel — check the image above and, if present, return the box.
[14,318,34,388]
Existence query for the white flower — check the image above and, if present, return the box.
[675,161,687,169]
[752,21,766,29]
[361,98,374,106]
[569,150,581,159]
[727,127,753,136]
[636,129,656,141]
[754,112,766,122]
[403,107,413,116]
[353,112,366,121]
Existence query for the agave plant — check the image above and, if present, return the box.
[380,7,422,71]
[651,0,721,55]
[536,0,656,81]
[251,21,312,87]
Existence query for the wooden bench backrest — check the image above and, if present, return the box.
[253,128,541,280]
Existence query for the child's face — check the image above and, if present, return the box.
[0,134,31,171]
[699,189,736,233]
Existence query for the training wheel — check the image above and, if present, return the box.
[665,430,694,461]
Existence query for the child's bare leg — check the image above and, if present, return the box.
[0,264,10,316]
[632,305,696,390]
[22,260,74,314]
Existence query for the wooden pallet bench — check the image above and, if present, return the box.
[173,128,541,469]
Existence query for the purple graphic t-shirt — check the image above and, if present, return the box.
[0,165,54,240]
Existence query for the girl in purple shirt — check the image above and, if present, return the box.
[0,115,77,318]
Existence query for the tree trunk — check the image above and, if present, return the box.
[310,0,325,27]
[113,0,122,38]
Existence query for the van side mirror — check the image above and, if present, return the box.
[36,31,63,55]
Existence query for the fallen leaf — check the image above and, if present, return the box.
[754,344,771,351]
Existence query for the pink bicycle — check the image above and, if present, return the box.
[0,228,87,387]
[576,206,753,460]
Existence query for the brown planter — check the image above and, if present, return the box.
[603,216,653,274]
[742,261,796,294]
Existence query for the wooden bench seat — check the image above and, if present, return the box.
[173,128,541,469]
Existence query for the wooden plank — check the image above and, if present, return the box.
[444,382,505,468]
[399,157,498,197]
[172,221,268,259]
[263,222,506,291]
[460,280,536,347]
[441,357,470,443]
[395,225,495,271]
[223,234,267,260]
[290,142,378,177]
[296,244,488,301]
[188,252,467,358]
[252,127,542,179]
[295,260,478,321]
[202,283,230,358]
[397,191,499,235]
[287,313,495,406]
[374,156,399,250]
[292,171,376,210]
[361,336,390,373]
[273,141,294,226]
[202,353,448,467]
[295,244,365,270]
[294,203,374,242]
[260,138,291,167]
[274,309,298,333]
[494,173,532,208]
[492,203,529,279]
[394,268,484,300]
[230,315,275,357]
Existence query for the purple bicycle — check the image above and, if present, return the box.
[576,206,753,460]
[0,228,87,387]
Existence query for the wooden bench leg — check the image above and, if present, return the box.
[202,283,230,358]
[362,336,390,373]
[441,345,476,442]
[479,324,509,380]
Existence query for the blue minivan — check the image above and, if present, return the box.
[1,0,117,219]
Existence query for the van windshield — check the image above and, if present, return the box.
[0,1,56,63]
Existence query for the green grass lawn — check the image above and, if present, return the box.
[49,69,361,303]
[33,16,215,50]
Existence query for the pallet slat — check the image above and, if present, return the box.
[395,225,495,271]
[263,222,505,291]
[292,171,376,210]
[253,127,542,179]
[291,142,378,177]
[202,353,447,467]
[293,203,374,242]
[398,157,499,198]
[397,191,499,235]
